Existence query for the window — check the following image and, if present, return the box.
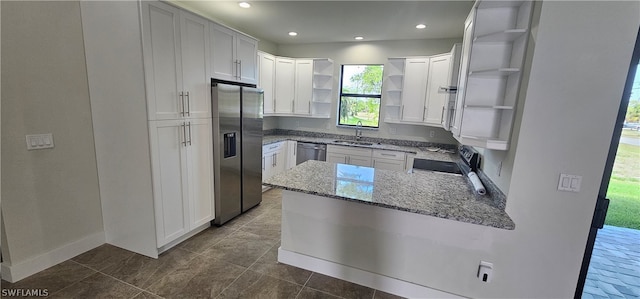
[338,65,384,128]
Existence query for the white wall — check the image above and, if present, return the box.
[1,0,103,266]
[427,1,637,297]
[274,39,461,144]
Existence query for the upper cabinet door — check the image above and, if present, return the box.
[210,24,237,82]
[401,58,430,122]
[237,35,258,84]
[180,11,211,119]
[294,59,313,115]
[424,54,451,126]
[275,57,295,114]
[451,16,474,137]
[142,2,183,121]
[258,52,276,114]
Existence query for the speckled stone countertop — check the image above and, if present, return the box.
[263,135,457,162]
[263,160,515,230]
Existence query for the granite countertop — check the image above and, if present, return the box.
[263,160,515,230]
[263,135,457,162]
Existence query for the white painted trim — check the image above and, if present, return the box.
[278,248,465,299]
[1,232,105,283]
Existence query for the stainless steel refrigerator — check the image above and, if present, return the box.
[211,79,263,225]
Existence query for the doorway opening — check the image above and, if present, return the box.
[576,28,640,299]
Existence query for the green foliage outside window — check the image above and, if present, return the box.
[339,65,383,127]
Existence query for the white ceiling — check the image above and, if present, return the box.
[174,1,475,44]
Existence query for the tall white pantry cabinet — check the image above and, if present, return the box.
[80,1,253,258]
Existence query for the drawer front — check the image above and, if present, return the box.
[327,144,372,157]
[372,149,405,161]
[263,141,285,154]
[372,158,405,171]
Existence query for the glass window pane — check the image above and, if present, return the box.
[341,65,384,95]
[338,96,380,127]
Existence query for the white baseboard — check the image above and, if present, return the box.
[278,248,465,299]
[1,232,105,283]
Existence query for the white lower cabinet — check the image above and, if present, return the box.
[326,145,372,167]
[149,118,214,247]
[286,141,297,169]
[262,141,286,182]
[371,150,406,171]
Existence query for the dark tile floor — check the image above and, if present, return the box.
[1,189,404,299]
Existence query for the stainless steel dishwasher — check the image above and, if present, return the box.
[296,142,327,165]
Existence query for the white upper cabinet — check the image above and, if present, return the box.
[401,58,430,123]
[258,51,276,114]
[275,57,296,114]
[180,11,211,119]
[142,2,210,120]
[424,54,451,126]
[210,23,258,85]
[236,34,258,84]
[294,59,313,115]
[382,52,459,128]
[452,0,533,150]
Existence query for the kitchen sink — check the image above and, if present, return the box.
[333,140,374,146]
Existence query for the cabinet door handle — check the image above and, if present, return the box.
[181,123,187,146]
[308,102,311,115]
[292,100,295,111]
[440,106,445,124]
[262,157,265,170]
[423,107,427,121]
[239,60,242,79]
[187,122,192,146]
[373,160,376,168]
[272,153,276,167]
[380,153,395,157]
[179,92,185,117]
[185,91,191,116]
[401,105,404,119]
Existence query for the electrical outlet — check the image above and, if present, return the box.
[429,131,435,138]
[478,261,493,283]
[389,127,397,135]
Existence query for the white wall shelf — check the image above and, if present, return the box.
[464,105,514,110]
[474,29,527,43]
[451,0,533,150]
[468,68,520,77]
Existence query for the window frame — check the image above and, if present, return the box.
[337,64,384,128]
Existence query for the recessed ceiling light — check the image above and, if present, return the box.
[354,36,364,40]
[416,24,427,29]
[238,2,251,8]
[288,32,298,36]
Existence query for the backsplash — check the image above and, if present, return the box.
[265,129,457,150]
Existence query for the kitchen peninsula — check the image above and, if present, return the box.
[263,160,514,298]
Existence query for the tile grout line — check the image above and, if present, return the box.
[213,240,278,299]
[42,260,99,298]
[294,272,314,299]
[70,258,162,298]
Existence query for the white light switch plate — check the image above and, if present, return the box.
[26,133,54,150]
[558,173,581,192]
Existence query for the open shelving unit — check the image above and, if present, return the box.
[452,0,533,151]
[311,58,334,118]
[382,58,405,122]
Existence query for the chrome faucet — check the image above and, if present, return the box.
[355,121,363,141]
